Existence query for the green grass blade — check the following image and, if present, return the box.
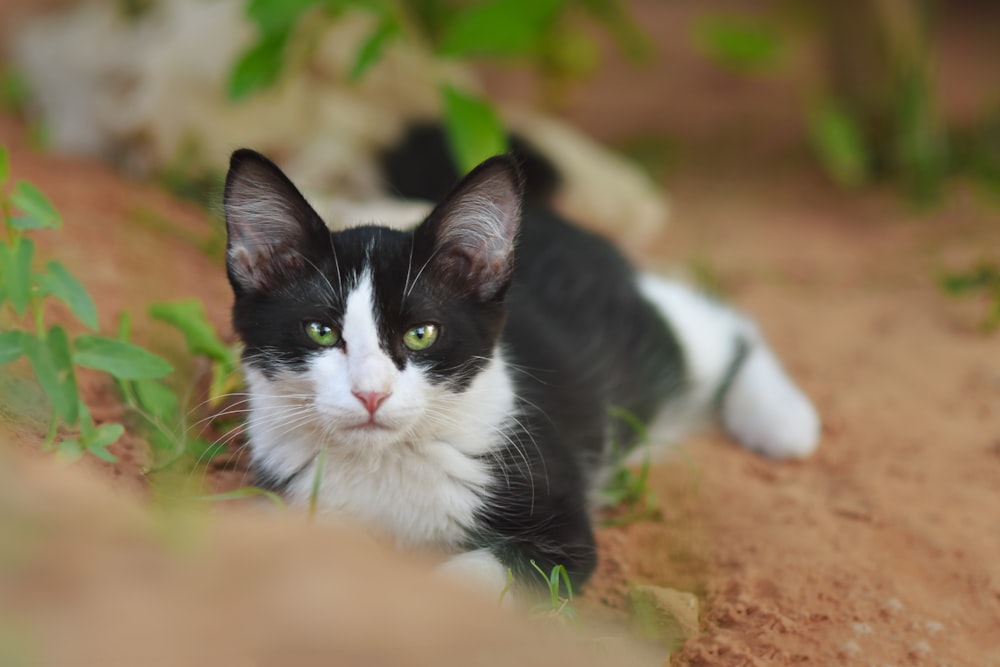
[198,487,287,510]
[73,335,173,380]
[307,448,326,521]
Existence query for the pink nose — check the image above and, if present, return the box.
[353,391,390,415]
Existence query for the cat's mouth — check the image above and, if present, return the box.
[347,418,393,432]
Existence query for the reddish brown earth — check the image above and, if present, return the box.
[3,2,1000,666]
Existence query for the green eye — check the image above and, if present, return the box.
[402,323,439,351]
[305,321,340,347]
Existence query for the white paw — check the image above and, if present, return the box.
[436,549,514,607]
[722,347,820,459]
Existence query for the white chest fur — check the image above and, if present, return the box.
[243,353,516,550]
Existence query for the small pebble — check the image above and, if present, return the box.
[883,598,905,614]
[851,622,873,635]
[838,640,861,656]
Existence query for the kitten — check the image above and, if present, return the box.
[222,133,819,597]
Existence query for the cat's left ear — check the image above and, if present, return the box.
[420,156,522,301]
[223,149,330,295]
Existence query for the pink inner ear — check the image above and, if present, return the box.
[426,159,522,300]
[228,244,309,292]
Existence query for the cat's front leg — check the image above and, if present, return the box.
[437,548,513,606]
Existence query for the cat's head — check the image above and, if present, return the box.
[223,149,522,454]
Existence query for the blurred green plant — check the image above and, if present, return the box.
[602,407,660,527]
[122,299,244,470]
[229,0,649,174]
[693,15,784,73]
[940,262,1000,333]
[0,146,173,462]
[693,3,998,206]
[0,145,244,473]
[807,100,871,188]
[529,559,579,625]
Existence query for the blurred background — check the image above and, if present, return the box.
[1,2,999,666]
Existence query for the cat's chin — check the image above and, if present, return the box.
[327,420,409,452]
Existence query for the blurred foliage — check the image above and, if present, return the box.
[940,262,1000,333]
[807,100,871,188]
[0,147,174,463]
[693,15,785,73]
[694,1,998,205]
[230,0,649,174]
[442,85,508,173]
[225,0,1000,204]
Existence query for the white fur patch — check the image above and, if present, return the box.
[244,272,517,549]
[637,274,820,458]
[437,548,511,605]
[720,345,820,459]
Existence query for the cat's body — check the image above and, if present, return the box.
[224,133,819,595]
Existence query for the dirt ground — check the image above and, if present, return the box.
[2,2,1000,666]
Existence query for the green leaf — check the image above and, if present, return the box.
[5,238,34,316]
[439,0,565,58]
[0,330,23,364]
[186,437,227,461]
[133,378,179,420]
[81,422,124,462]
[0,146,8,184]
[56,438,84,463]
[808,101,870,188]
[349,14,400,81]
[10,180,61,228]
[228,31,290,101]
[693,16,783,73]
[442,86,508,175]
[35,261,99,330]
[22,327,79,424]
[245,0,322,35]
[149,299,232,363]
[73,335,173,380]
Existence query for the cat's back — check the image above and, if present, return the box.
[503,205,685,450]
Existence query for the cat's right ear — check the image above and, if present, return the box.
[223,149,330,295]
[418,155,523,302]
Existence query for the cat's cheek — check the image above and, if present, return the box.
[378,364,434,429]
[306,349,363,419]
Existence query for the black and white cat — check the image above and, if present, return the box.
[223,132,819,596]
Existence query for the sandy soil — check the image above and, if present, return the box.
[2,2,1000,665]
